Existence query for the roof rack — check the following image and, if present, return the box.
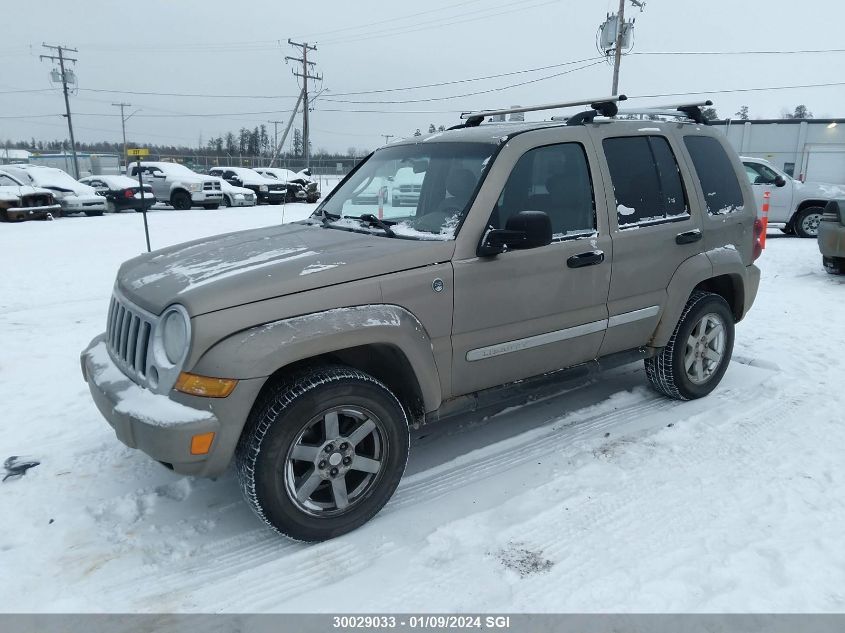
[613,100,714,124]
[454,95,627,129]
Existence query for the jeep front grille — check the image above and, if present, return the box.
[106,294,153,380]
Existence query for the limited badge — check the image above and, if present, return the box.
[432,278,444,293]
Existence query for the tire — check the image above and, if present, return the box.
[236,366,410,542]
[170,190,192,210]
[793,206,825,238]
[644,291,735,400]
[84,210,103,217]
[203,203,220,210]
[223,195,232,207]
[823,256,845,275]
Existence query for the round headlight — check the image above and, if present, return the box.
[161,309,188,364]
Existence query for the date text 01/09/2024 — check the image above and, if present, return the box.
[332,615,512,629]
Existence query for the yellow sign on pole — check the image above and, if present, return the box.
[127,148,150,157]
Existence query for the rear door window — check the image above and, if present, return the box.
[602,136,689,227]
[684,136,745,214]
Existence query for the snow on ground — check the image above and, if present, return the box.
[0,212,844,612]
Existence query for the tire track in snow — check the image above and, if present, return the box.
[97,363,775,610]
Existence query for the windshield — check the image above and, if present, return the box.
[318,142,495,240]
[29,169,81,189]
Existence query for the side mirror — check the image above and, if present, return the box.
[774,175,787,187]
[477,210,553,257]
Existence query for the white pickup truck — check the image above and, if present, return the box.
[127,161,223,210]
[741,156,845,238]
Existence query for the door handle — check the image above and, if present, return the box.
[567,250,605,268]
[676,229,702,245]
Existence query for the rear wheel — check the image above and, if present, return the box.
[236,366,409,542]
[823,256,845,275]
[793,206,825,238]
[171,190,192,210]
[645,291,735,400]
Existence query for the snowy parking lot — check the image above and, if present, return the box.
[1,208,844,613]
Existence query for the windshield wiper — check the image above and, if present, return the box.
[320,209,339,226]
[358,213,396,237]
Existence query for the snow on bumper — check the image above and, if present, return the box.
[80,335,221,475]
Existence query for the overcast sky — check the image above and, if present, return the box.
[1,0,842,154]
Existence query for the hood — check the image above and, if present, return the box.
[117,221,454,316]
[0,185,52,201]
[794,180,845,197]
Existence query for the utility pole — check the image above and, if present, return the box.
[603,0,644,95]
[286,40,321,169]
[40,43,80,178]
[611,0,625,95]
[112,102,131,170]
[381,134,394,145]
[268,120,283,158]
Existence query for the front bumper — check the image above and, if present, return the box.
[4,203,62,220]
[257,190,286,204]
[80,334,264,477]
[189,191,223,204]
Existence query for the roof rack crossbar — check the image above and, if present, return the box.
[614,100,714,124]
[457,95,627,128]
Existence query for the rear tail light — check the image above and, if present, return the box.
[124,188,135,198]
[752,218,764,261]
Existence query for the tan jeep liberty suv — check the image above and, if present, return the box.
[81,96,762,541]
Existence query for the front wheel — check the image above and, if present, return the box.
[171,190,192,210]
[793,207,825,238]
[223,195,232,207]
[203,203,220,210]
[645,291,735,400]
[236,366,409,542]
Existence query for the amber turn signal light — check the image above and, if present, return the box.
[190,432,216,455]
[175,372,238,398]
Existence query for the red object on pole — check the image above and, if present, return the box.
[760,190,770,249]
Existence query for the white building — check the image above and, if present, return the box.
[711,118,845,185]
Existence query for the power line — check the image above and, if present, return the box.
[291,0,487,39]
[319,0,560,45]
[5,80,845,122]
[322,60,605,104]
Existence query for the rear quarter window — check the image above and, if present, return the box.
[683,136,745,215]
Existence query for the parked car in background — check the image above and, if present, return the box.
[818,199,845,275]
[206,176,257,207]
[79,175,156,213]
[254,167,318,202]
[128,161,222,210]
[207,167,288,204]
[0,171,62,221]
[742,156,845,238]
[391,166,424,207]
[2,164,107,216]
